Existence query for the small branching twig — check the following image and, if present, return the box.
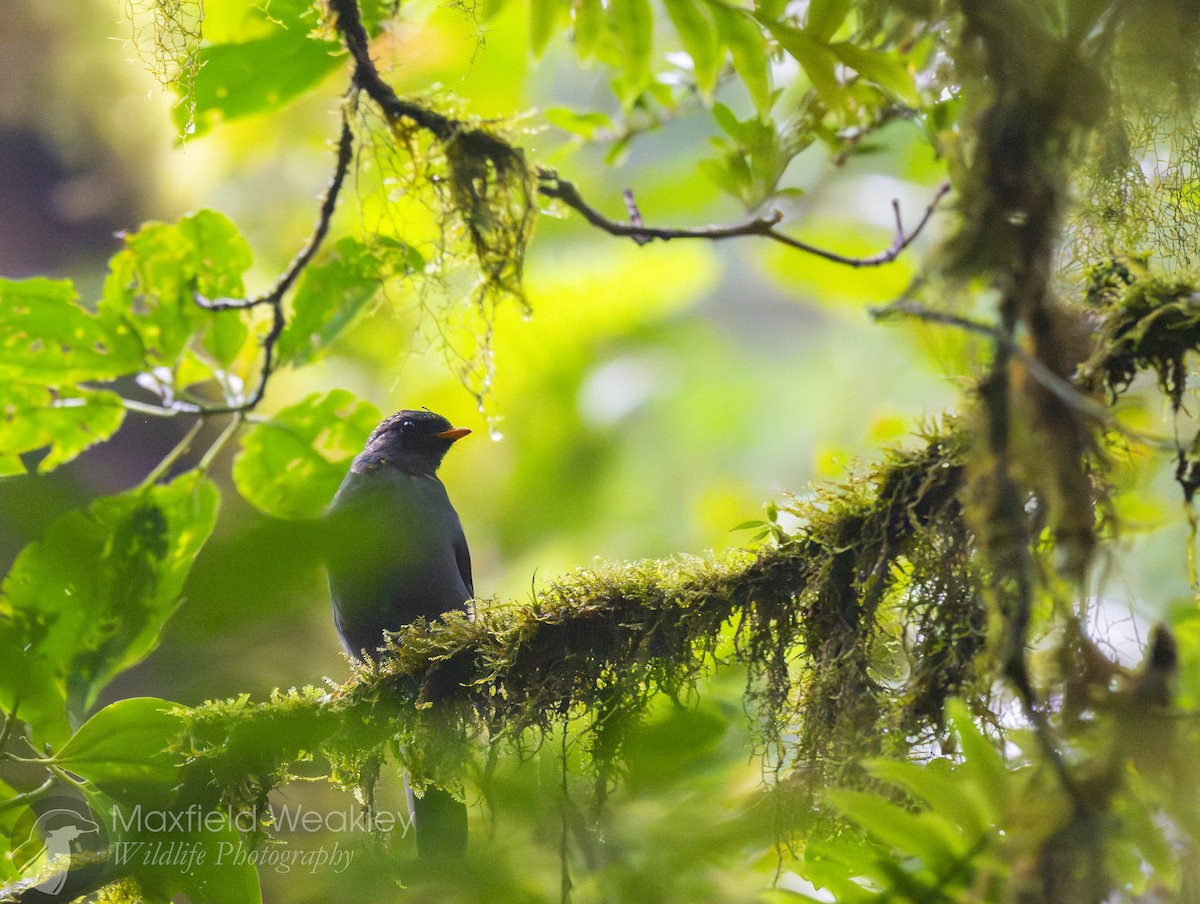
[198,113,355,416]
[539,171,951,266]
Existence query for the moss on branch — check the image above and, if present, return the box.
[167,264,1200,822]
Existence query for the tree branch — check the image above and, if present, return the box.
[194,112,355,416]
[538,171,951,266]
[327,0,458,139]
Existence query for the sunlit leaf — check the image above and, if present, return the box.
[101,210,253,368]
[708,4,772,117]
[768,22,842,104]
[864,757,993,840]
[0,472,220,717]
[610,0,655,105]
[544,107,616,139]
[178,32,343,137]
[572,0,605,58]
[831,42,919,105]
[0,384,126,476]
[946,700,1008,816]
[55,697,185,799]
[824,788,967,869]
[663,0,721,97]
[530,0,567,57]
[277,237,423,368]
[0,620,70,745]
[232,390,381,520]
[805,0,853,41]
[0,277,143,383]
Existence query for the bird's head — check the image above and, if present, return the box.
[355,409,471,476]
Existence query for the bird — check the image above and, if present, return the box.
[327,408,472,859]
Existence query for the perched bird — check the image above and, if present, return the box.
[327,408,472,858]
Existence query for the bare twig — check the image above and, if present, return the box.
[872,301,1113,422]
[198,112,355,415]
[539,170,951,266]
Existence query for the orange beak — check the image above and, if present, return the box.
[436,427,472,441]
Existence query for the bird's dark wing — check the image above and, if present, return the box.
[453,527,474,599]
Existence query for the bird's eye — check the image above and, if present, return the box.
[399,418,415,431]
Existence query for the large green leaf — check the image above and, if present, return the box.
[0,621,70,745]
[100,210,253,369]
[831,42,920,105]
[0,277,143,384]
[768,22,843,105]
[232,390,381,520]
[0,384,126,476]
[179,31,344,138]
[863,756,994,841]
[55,697,185,799]
[276,237,423,368]
[530,0,569,57]
[0,472,220,719]
[824,788,968,870]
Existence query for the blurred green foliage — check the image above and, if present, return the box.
[1,0,1200,902]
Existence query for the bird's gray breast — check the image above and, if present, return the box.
[327,468,470,656]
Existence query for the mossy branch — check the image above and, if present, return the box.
[170,265,1200,812]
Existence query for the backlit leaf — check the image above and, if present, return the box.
[0,472,220,717]
[232,390,382,520]
[0,277,143,384]
[0,384,126,476]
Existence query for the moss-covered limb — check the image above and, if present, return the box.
[166,428,973,819]
[154,266,1200,821]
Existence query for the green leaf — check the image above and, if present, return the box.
[572,0,605,59]
[805,0,853,41]
[178,31,343,137]
[708,4,772,117]
[530,0,566,57]
[101,210,253,369]
[0,277,143,384]
[863,757,993,840]
[830,42,919,105]
[0,472,220,717]
[276,237,421,368]
[768,22,842,105]
[544,107,615,139]
[179,209,255,300]
[663,0,721,97]
[0,384,125,476]
[232,390,382,520]
[0,621,70,746]
[55,698,185,799]
[824,788,967,869]
[946,700,1008,815]
[610,0,655,105]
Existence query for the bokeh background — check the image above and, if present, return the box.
[1,1,1191,898]
[0,0,967,698]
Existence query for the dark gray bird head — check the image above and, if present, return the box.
[352,409,471,477]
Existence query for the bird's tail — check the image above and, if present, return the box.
[406,778,467,859]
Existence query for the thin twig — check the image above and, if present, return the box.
[538,171,951,266]
[199,112,355,415]
[873,301,1112,422]
[137,418,205,490]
